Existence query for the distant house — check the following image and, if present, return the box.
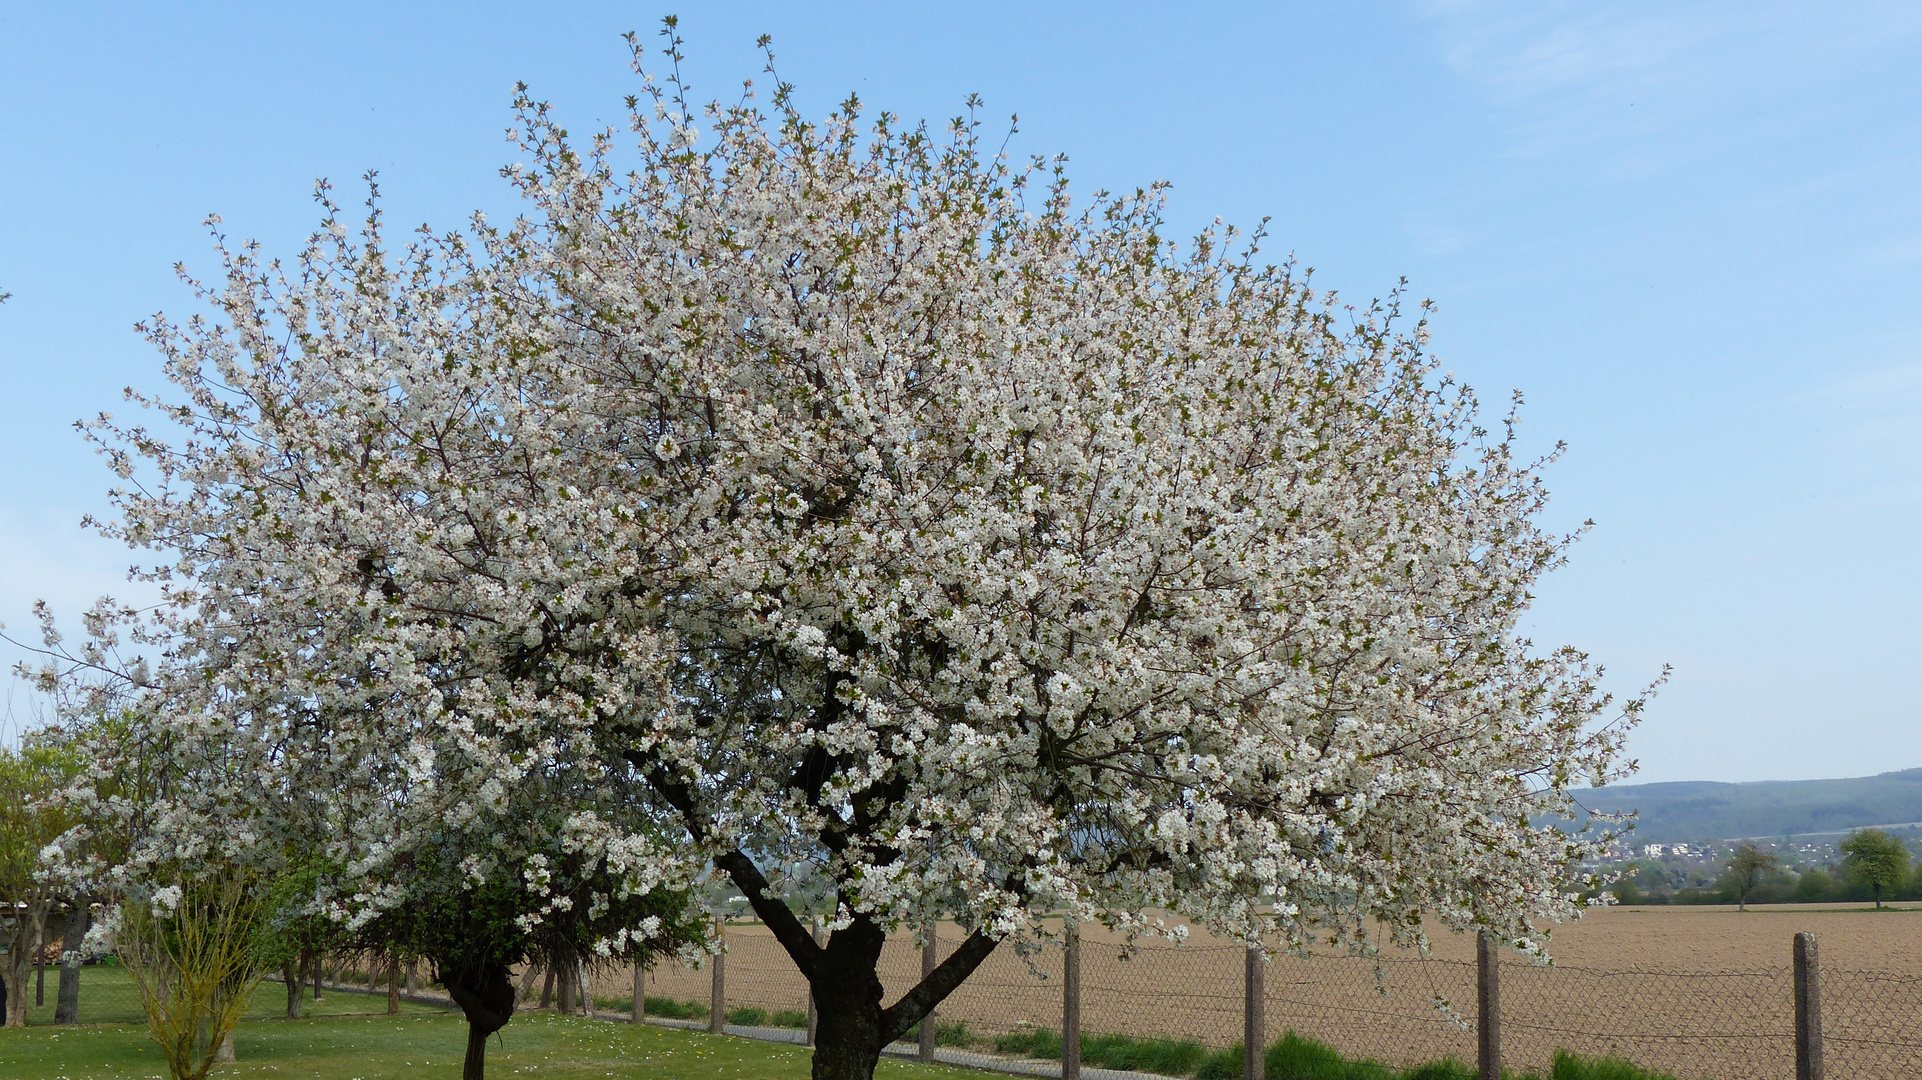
[1643,843,1666,858]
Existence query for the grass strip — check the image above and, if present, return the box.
[994,1027,1694,1080]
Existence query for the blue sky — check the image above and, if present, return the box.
[2,2,1918,783]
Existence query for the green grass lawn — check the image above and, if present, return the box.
[0,979,970,1080]
[7,963,447,1027]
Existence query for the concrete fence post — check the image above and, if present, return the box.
[1795,931,1823,1080]
[1245,940,1265,1080]
[920,920,939,1063]
[1063,920,1081,1080]
[807,916,825,1046]
[709,917,726,1035]
[1477,931,1500,1080]
[632,961,644,1023]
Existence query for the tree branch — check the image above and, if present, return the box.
[712,848,823,979]
[878,930,999,1044]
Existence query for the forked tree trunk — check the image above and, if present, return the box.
[809,955,890,1080]
[442,958,516,1080]
[703,851,1001,1080]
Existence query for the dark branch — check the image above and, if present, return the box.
[712,848,824,979]
[878,930,999,1044]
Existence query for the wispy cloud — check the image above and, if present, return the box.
[1415,1,1922,170]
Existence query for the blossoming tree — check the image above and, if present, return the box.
[69,27,1648,1080]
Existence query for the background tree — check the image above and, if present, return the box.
[1722,843,1778,911]
[355,853,703,1080]
[1795,868,1836,903]
[63,25,1652,1080]
[0,732,78,1027]
[258,858,346,1019]
[1841,829,1909,909]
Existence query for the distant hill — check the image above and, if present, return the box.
[1570,768,1922,842]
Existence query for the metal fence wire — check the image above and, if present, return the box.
[606,922,1922,1080]
[18,927,1916,1080]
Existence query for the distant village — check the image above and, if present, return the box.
[1584,823,1922,905]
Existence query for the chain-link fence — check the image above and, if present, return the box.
[588,922,1922,1080]
[21,926,1908,1079]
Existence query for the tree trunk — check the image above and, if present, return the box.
[463,1021,491,1080]
[388,957,401,1014]
[539,967,555,1009]
[443,958,516,1080]
[1,958,26,1028]
[809,962,888,1080]
[517,961,543,1005]
[36,919,47,1007]
[1875,883,1883,910]
[283,963,303,1018]
[557,962,576,1014]
[307,951,323,1000]
[54,901,89,1025]
[702,848,1002,1080]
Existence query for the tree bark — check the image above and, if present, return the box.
[1,905,47,1028]
[442,958,516,1080]
[283,963,303,1018]
[557,961,576,1014]
[35,919,47,1007]
[1,957,26,1028]
[388,956,401,1014]
[54,901,89,1025]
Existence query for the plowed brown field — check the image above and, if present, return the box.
[615,904,1922,1080]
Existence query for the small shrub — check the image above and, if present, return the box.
[935,1021,977,1047]
[1079,1033,1208,1074]
[906,1020,979,1047]
[1550,1050,1682,1080]
[769,1009,810,1029]
[725,1006,768,1026]
[995,1027,1065,1059]
[642,995,708,1020]
[1194,1043,1243,1080]
[1401,1060,1477,1080]
[1265,1031,1352,1079]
